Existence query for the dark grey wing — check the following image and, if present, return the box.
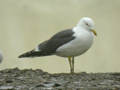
[38,29,75,55]
[19,29,75,58]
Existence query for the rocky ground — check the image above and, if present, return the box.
[0,68,120,90]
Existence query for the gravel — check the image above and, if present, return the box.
[0,68,120,90]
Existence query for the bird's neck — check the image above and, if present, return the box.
[74,25,85,31]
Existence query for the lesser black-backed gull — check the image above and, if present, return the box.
[19,17,97,73]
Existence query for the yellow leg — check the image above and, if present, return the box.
[68,56,72,73]
[72,56,74,74]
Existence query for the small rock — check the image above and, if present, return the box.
[0,86,14,89]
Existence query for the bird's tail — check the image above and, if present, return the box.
[18,50,42,58]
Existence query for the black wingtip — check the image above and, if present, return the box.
[18,55,24,58]
[18,56,21,58]
[18,50,38,58]
[18,54,27,58]
[18,50,50,58]
[18,51,32,58]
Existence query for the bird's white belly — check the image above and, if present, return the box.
[56,30,94,57]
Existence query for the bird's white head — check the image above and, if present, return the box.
[77,17,97,36]
[78,17,94,30]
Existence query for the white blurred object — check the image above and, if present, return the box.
[0,51,3,63]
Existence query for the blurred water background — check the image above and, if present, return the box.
[0,0,120,73]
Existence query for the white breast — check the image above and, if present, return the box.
[56,27,94,57]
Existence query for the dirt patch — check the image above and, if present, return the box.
[0,68,120,90]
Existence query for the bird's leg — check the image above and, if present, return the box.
[71,56,74,74]
[68,56,72,73]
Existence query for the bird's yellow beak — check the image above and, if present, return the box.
[91,29,97,36]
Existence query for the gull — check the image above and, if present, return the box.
[19,17,97,74]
